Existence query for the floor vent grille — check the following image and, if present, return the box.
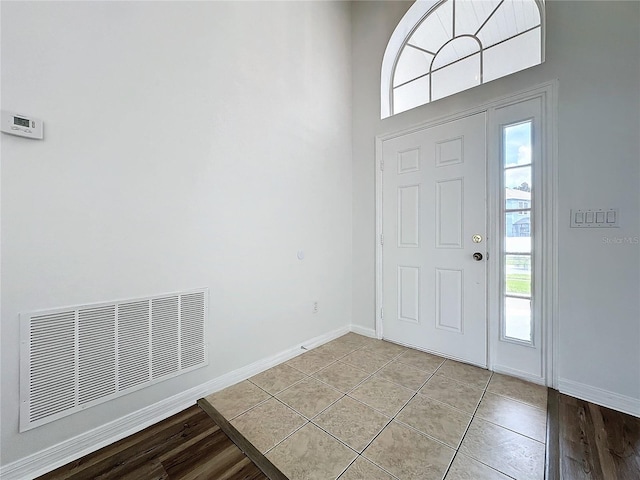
[20,288,208,432]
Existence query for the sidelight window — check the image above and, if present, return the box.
[502,120,533,343]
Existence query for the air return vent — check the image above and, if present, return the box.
[20,289,208,432]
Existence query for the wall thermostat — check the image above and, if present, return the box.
[1,111,43,139]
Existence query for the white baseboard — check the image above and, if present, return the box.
[349,324,378,338]
[492,364,546,386]
[0,325,350,480]
[558,378,640,418]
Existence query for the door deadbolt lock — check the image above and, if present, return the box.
[473,252,483,261]
[472,234,483,243]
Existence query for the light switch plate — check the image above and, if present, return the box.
[570,208,619,228]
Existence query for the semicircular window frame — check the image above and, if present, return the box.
[381,0,545,118]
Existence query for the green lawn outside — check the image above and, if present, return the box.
[506,273,531,295]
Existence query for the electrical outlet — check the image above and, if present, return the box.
[312,301,319,314]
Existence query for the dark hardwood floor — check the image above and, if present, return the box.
[37,405,267,480]
[559,393,640,480]
[36,394,640,480]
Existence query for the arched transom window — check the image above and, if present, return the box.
[381,0,545,118]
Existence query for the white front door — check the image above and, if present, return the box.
[381,112,487,366]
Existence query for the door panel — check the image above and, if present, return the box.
[382,113,487,366]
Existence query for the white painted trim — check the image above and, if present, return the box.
[546,81,560,390]
[349,324,377,339]
[486,85,558,384]
[493,364,545,386]
[380,0,441,118]
[380,1,547,118]
[388,337,486,370]
[559,378,640,418]
[375,81,558,388]
[375,136,385,341]
[0,325,349,480]
[376,82,558,144]
[486,108,501,374]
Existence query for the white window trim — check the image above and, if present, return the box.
[500,119,535,346]
[375,81,558,387]
[488,91,554,385]
[381,0,546,119]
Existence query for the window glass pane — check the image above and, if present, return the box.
[477,0,540,48]
[506,211,531,248]
[455,0,502,36]
[505,211,531,252]
[511,0,541,31]
[431,53,480,101]
[505,296,532,342]
[409,0,453,53]
[505,255,531,295]
[503,116,534,344]
[483,27,541,83]
[394,45,433,87]
[432,37,480,70]
[382,0,544,118]
[504,122,532,167]
[393,75,429,114]
[505,166,531,209]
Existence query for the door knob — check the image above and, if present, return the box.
[473,252,483,261]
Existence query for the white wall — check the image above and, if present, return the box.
[1,0,352,466]
[2,0,638,470]
[352,0,639,408]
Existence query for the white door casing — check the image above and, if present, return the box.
[375,82,557,386]
[380,113,488,367]
[489,96,549,384]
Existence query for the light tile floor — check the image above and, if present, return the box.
[203,333,548,480]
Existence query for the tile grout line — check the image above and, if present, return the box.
[441,371,548,479]
[352,368,439,469]
[257,341,401,459]
[475,375,549,442]
[249,375,311,397]
[473,417,547,444]
[277,388,345,422]
[285,341,370,375]
[441,369,548,480]
[309,351,406,398]
[306,416,369,456]
[334,457,358,480]
[227,395,273,422]
[210,336,546,479]
[202,337,402,477]
[412,385,481,416]
[396,391,477,442]
[285,342,380,377]
[440,371,494,480]
[308,357,440,463]
[268,377,312,397]
[337,453,401,480]
[229,392,308,456]
[449,453,520,480]
[313,350,495,475]
[302,345,413,477]
[344,362,442,420]
[483,389,549,412]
